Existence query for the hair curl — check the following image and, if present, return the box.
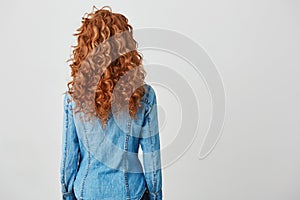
[65,5,147,129]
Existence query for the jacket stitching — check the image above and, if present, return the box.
[61,96,69,193]
[80,122,91,200]
[124,120,131,199]
[147,116,157,194]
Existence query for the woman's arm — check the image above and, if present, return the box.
[139,86,163,200]
[60,92,80,200]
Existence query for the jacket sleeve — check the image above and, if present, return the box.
[139,86,163,200]
[60,92,80,200]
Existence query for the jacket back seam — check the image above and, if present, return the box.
[79,122,91,200]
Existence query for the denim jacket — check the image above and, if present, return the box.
[60,84,163,200]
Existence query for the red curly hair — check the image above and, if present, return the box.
[65,5,147,129]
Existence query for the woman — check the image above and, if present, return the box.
[60,5,163,200]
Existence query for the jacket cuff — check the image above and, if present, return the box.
[62,191,76,200]
[149,189,162,200]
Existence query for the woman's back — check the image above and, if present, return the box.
[60,83,163,200]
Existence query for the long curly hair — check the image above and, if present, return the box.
[65,5,147,129]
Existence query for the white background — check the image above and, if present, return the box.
[0,0,299,199]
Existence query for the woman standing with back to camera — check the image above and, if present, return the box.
[60,5,163,200]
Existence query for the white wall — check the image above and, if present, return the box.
[0,0,299,199]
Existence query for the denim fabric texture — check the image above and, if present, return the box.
[60,84,163,200]
[140,186,150,200]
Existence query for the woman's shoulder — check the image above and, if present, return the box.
[141,83,157,106]
[63,90,75,110]
[63,84,156,108]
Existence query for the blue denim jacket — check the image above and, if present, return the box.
[60,84,163,200]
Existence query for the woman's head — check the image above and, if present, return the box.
[66,5,146,128]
